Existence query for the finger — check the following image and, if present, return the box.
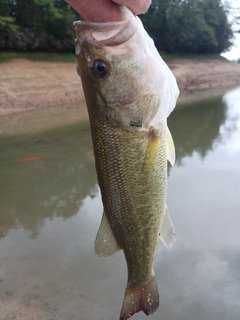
[65,0,124,22]
[114,0,151,16]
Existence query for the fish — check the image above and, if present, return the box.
[73,6,179,320]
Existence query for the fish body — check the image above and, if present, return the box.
[74,7,179,320]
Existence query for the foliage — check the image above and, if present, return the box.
[140,0,233,54]
[0,0,80,52]
[0,0,234,54]
[0,0,18,48]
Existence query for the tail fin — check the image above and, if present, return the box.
[119,277,159,320]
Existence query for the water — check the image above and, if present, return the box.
[0,87,240,320]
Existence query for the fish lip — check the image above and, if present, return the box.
[73,10,137,47]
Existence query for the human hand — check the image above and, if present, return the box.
[65,0,151,22]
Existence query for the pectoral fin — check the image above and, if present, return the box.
[166,126,175,166]
[159,206,175,249]
[95,211,121,257]
[142,128,161,173]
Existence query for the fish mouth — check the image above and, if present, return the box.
[73,7,137,48]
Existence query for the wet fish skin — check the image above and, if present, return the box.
[74,7,179,320]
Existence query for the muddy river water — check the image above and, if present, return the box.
[0,87,240,320]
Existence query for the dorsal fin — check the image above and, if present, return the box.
[95,211,121,256]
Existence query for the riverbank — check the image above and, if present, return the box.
[1,58,240,135]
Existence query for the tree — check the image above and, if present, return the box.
[140,0,233,54]
[0,0,19,49]
[0,0,79,51]
[0,0,234,53]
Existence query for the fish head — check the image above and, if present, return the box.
[74,8,179,131]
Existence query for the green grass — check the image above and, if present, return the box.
[161,53,227,62]
[0,51,229,64]
[0,52,76,63]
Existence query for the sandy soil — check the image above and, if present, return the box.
[1,58,240,135]
[169,58,240,92]
[0,59,83,115]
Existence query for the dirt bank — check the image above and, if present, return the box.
[169,58,240,91]
[0,58,240,135]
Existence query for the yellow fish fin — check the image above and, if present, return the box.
[142,127,161,173]
[166,126,175,166]
[159,205,175,249]
[95,211,121,257]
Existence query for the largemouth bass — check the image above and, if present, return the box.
[74,7,179,320]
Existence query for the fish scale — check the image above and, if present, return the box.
[91,115,167,285]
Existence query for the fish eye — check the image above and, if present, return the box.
[90,59,109,79]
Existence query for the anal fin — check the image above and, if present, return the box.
[95,211,121,257]
[159,206,175,249]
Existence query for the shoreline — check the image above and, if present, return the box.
[1,58,240,135]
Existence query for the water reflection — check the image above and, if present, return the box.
[0,123,98,238]
[168,96,227,163]
[0,89,238,237]
[0,90,239,238]
[156,247,240,320]
[0,87,240,320]
[222,87,240,149]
